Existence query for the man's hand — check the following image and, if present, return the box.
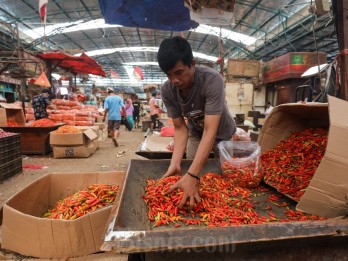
[167,173,201,210]
[103,116,106,122]
[162,163,181,178]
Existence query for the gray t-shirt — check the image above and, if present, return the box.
[161,66,236,140]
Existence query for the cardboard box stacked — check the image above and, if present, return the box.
[1,171,124,258]
[0,132,22,182]
[25,99,100,126]
[258,96,348,218]
[50,128,99,158]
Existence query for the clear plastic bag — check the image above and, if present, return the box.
[218,141,263,188]
[232,127,251,141]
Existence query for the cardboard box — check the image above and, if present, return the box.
[0,103,26,126]
[52,139,99,159]
[50,128,98,146]
[94,122,107,130]
[297,96,348,218]
[1,171,124,259]
[75,125,99,136]
[258,97,348,218]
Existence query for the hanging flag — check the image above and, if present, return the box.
[133,66,144,80]
[39,0,48,25]
[110,69,121,79]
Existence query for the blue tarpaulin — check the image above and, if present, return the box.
[98,0,199,31]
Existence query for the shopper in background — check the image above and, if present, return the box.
[124,97,134,130]
[132,94,142,128]
[149,91,160,129]
[157,36,236,209]
[103,88,125,147]
[264,101,274,117]
[32,88,55,120]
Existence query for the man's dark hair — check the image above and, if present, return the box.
[152,92,158,97]
[157,36,193,73]
[42,88,50,94]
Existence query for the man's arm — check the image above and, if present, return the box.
[167,114,221,209]
[188,114,221,175]
[163,117,188,178]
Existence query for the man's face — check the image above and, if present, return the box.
[165,60,195,91]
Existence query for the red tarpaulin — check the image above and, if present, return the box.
[37,52,106,77]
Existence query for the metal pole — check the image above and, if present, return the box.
[15,22,26,113]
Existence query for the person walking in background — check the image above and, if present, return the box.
[132,94,142,128]
[149,91,160,129]
[32,88,55,120]
[103,88,125,147]
[125,97,134,130]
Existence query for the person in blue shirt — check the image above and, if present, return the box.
[103,88,125,147]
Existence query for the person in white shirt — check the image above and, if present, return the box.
[264,101,274,117]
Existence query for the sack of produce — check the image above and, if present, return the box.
[218,141,262,188]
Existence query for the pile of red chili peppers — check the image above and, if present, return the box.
[221,159,262,189]
[261,128,328,201]
[30,118,56,127]
[43,184,119,220]
[143,173,325,228]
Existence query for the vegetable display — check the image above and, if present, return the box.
[261,128,328,201]
[143,174,325,228]
[43,184,119,220]
[7,120,21,127]
[0,128,17,138]
[56,125,82,134]
[30,118,56,127]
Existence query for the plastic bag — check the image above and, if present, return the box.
[232,127,251,141]
[160,126,175,137]
[218,141,262,188]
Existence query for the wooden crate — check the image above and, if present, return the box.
[227,59,260,78]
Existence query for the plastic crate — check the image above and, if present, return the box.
[0,147,21,164]
[0,134,20,153]
[0,157,22,182]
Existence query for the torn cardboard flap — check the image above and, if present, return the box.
[50,129,98,146]
[297,96,348,218]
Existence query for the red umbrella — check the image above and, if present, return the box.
[37,52,106,77]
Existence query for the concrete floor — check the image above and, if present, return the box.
[0,127,150,260]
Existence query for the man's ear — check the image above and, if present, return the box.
[191,60,196,68]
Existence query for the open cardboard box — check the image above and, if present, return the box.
[1,171,124,259]
[52,139,99,159]
[50,128,98,146]
[0,103,26,126]
[258,96,348,218]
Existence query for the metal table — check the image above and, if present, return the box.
[102,159,348,258]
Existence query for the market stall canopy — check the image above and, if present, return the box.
[36,52,106,77]
[98,0,198,31]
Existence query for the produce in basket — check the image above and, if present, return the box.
[42,184,119,220]
[218,141,262,188]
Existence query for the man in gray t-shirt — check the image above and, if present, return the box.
[157,36,236,210]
